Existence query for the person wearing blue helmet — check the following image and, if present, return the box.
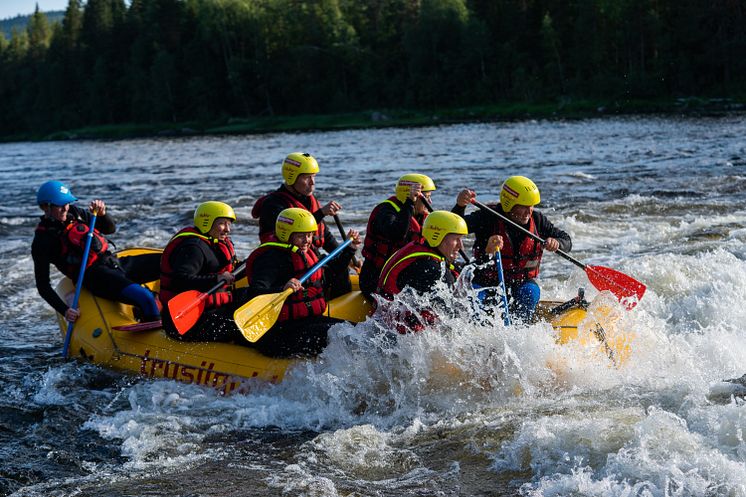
[32,180,161,324]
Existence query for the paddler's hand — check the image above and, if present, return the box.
[456,189,476,207]
[321,201,342,217]
[65,307,80,322]
[283,278,303,292]
[217,271,235,285]
[485,234,503,255]
[89,199,106,216]
[544,237,560,252]
[347,229,362,250]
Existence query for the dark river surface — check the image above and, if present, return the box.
[1,115,746,496]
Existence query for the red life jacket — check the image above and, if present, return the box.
[35,217,110,279]
[376,241,458,333]
[473,213,543,283]
[377,241,459,299]
[251,190,327,248]
[159,227,236,309]
[244,238,327,322]
[362,196,423,273]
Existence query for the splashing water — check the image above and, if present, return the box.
[3,116,746,496]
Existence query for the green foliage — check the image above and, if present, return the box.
[0,0,744,137]
[61,0,82,48]
[1,11,64,39]
[27,6,52,58]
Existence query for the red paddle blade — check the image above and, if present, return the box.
[167,290,208,335]
[586,265,647,310]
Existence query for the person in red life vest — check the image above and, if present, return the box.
[251,152,353,298]
[244,208,361,358]
[359,173,436,298]
[376,211,468,332]
[159,201,246,341]
[452,176,572,322]
[32,180,161,324]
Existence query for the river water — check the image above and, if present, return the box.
[1,116,746,496]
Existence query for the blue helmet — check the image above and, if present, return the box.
[36,180,77,206]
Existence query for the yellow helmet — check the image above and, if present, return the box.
[282,152,319,186]
[275,207,318,242]
[194,201,236,234]
[422,210,468,247]
[394,173,436,203]
[500,176,540,213]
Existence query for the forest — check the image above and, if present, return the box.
[0,0,744,137]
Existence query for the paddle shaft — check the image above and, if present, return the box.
[234,239,353,339]
[62,210,98,358]
[494,250,511,326]
[420,196,471,263]
[472,199,646,308]
[173,261,246,319]
[472,200,585,270]
[299,238,352,285]
[332,214,360,267]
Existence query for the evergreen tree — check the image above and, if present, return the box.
[0,0,745,136]
[540,12,564,95]
[404,0,470,105]
[27,5,51,59]
[61,0,82,49]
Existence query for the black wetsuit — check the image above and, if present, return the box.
[245,244,356,358]
[451,204,571,286]
[359,197,422,297]
[256,184,351,297]
[393,257,458,294]
[257,185,340,253]
[32,205,160,316]
[161,236,246,342]
[452,203,571,321]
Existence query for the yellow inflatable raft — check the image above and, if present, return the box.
[54,248,630,394]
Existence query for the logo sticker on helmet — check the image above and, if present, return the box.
[196,213,211,228]
[277,215,294,225]
[284,158,302,167]
[502,184,519,198]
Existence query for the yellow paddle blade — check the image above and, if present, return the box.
[234,288,293,343]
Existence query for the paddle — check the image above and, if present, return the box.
[494,250,511,326]
[419,195,471,263]
[112,320,162,332]
[168,262,246,335]
[332,214,361,271]
[472,200,646,309]
[62,209,98,358]
[234,239,353,343]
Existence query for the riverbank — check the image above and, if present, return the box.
[4,96,744,142]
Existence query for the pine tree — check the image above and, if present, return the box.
[27,5,51,60]
[62,0,83,49]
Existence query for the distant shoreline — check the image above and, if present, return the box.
[3,97,744,143]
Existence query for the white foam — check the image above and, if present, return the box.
[10,118,746,494]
